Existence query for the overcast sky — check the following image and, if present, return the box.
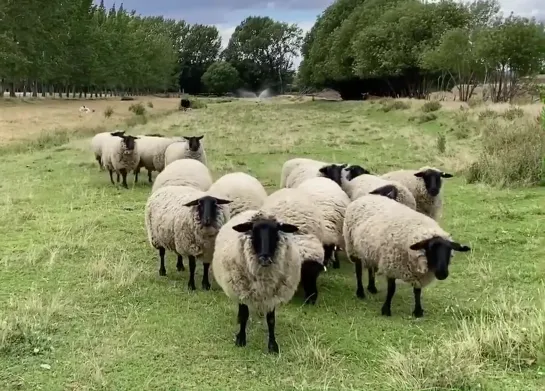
[98,0,545,68]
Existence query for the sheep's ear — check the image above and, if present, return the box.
[278,223,298,233]
[318,166,328,174]
[410,238,431,251]
[214,198,232,205]
[340,163,348,168]
[183,199,199,207]
[441,172,453,178]
[370,185,398,200]
[196,135,204,140]
[232,222,253,233]
[182,136,190,141]
[414,171,426,178]
[450,241,470,252]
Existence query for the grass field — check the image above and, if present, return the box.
[0,96,180,145]
[1,97,544,390]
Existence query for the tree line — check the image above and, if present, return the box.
[2,0,543,100]
[0,0,303,98]
[298,0,545,101]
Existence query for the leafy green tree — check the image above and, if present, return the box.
[0,0,183,98]
[421,28,485,101]
[201,61,241,94]
[223,16,303,92]
[177,24,222,94]
[474,14,545,102]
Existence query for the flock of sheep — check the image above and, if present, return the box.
[90,130,472,354]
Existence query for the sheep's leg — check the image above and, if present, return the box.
[187,256,196,290]
[202,262,211,290]
[120,168,128,188]
[301,260,323,305]
[323,244,334,268]
[108,169,115,185]
[367,268,378,294]
[147,169,153,183]
[96,155,103,170]
[235,303,249,347]
[332,247,340,269]
[158,247,166,276]
[176,255,184,271]
[134,169,138,184]
[266,309,279,354]
[116,172,120,183]
[413,288,424,318]
[354,258,365,299]
[381,278,396,317]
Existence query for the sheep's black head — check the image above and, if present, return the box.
[183,135,204,152]
[110,130,125,137]
[232,219,299,266]
[318,163,348,187]
[410,236,470,280]
[414,169,452,197]
[344,164,371,181]
[183,196,231,227]
[120,135,139,151]
[369,184,398,200]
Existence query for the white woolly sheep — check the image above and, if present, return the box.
[164,136,207,167]
[133,135,183,183]
[212,209,301,353]
[90,130,125,170]
[207,172,268,217]
[151,158,213,193]
[381,166,453,220]
[296,177,351,269]
[101,133,140,188]
[261,188,326,304]
[343,185,470,318]
[145,184,231,290]
[280,158,348,188]
[341,172,417,210]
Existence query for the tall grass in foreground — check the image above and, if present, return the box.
[466,118,545,187]
[383,293,545,390]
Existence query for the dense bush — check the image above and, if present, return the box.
[129,103,146,116]
[202,62,241,95]
[422,101,441,112]
[466,120,545,187]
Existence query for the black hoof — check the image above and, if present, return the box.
[202,281,211,290]
[367,285,378,294]
[235,333,246,347]
[304,295,317,305]
[356,288,365,299]
[332,261,340,269]
[381,306,392,317]
[188,281,196,291]
[159,268,166,276]
[413,308,424,318]
[268,341,279,354]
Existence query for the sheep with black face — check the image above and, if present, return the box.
[145,185,231,290]
[343,184,470,317]
[90,130,125,170]
[280,157,348,188]
[101,133,140,188]
[261,188,326,305]
[164,135,207,167]
[381,166,453,220]
[212,210,301,354]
